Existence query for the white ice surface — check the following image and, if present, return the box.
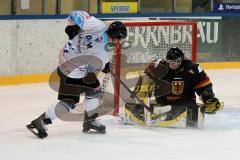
[0,69,240,160]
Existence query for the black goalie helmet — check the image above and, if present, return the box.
[107,21,127,40]
[166,47,185,70]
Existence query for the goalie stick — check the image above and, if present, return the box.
[110,71,154,113]
[110,62,170,114]
[110,71,172,126]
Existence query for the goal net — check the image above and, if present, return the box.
[99,20,197,116]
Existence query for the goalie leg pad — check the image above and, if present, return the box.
[122,103,205,128]
[122,103,187,128]
[186,103,205,128]
[153,105,187,128]
[121,103,146,126]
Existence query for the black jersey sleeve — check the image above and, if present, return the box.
[193,64,213,96]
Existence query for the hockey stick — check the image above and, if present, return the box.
[110,72,153,113]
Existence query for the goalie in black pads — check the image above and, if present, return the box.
[123,47,223,128]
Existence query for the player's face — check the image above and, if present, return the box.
[112,37,121,43]
[108,37,121,46]
[166,57,182,70]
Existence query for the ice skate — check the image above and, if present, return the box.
[82,112,106,134]
[26,113,52,138]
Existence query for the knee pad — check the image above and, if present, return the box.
[60,99,76,111]
[85,86,101,98]
[84,87,101,112]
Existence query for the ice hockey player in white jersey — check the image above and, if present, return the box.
[26,10,127,138]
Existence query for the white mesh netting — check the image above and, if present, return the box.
[99,21,197,115]
[123,22,194,63]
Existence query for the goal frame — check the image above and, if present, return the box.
[113,20,198,116]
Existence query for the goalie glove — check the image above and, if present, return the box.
[200,90,224,114]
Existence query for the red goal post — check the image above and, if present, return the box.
[111,20,197,115]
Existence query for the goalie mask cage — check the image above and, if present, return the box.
[101,20,197,116]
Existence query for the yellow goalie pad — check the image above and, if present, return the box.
[131,71,155,97]
[121,103,205,128]
[122,103,187,128]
